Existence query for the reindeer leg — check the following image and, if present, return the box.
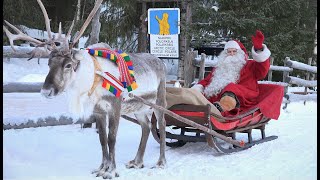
[102,99,121,179]
[126,113,150,169]
[153,79,167,168]
[153,109,166,168]
[92,113,110,177]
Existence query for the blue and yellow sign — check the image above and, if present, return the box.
[148,8,180,58]
[148,8,180,35]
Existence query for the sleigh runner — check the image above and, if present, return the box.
[129,83,284,154]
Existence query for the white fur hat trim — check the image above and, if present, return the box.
[224,40,241,50]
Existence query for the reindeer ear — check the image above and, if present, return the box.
[71,49,84,61]
[70,49,81,71]
[73,61,80,72]
[71,49,77,55]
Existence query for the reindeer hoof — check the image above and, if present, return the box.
[94,169,106,177]
[92,164,110,177]
[152,159,166,169]
[92,165,118,179]
[102,170,119,179]
[92,165,104,175]
[125,160,144,169]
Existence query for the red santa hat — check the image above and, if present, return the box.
[224,40,247,55]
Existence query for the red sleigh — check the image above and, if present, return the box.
[131,84,284,153]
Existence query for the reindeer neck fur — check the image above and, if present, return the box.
[65,50,104,119]
[65,49,125,119]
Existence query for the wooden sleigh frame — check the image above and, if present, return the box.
[129,94,278,154]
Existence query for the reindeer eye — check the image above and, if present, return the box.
[65,64,72,69]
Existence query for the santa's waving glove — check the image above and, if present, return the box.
[251,30,271,62]
[251,30,264,50]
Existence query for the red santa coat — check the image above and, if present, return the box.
[198,45,283,119]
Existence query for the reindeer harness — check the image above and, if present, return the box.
[86,48,138,97]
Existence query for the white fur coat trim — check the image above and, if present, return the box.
[251,44,271,62]
[191,84,204,93]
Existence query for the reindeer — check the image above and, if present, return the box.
[3,0,167,178]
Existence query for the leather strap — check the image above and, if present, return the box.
[88,56,102,96]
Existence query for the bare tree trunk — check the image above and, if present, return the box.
[76,0,81,21]
[178,1,192,80]
[82,0,87,20]
[138,2,147,53]
[84,0,102,47]
[70,0,82,47]
[313,17,317,63]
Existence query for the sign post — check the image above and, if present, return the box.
[148,8,180,58]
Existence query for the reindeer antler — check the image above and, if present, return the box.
[36,0,53,40]
[3,0,103,59]
[3,20,43,51]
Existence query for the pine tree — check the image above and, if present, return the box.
[98,0,140,52]
[190,0,317,66]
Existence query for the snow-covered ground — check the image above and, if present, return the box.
[3,57,317,180]
[3,101,318,180]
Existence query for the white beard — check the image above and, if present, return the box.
[204,49,246,98]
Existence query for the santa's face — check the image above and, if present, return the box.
[218,48,246,66]
[226,48,238,56]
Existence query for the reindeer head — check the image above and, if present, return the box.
[3,0,103,98]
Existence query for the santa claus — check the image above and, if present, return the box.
[191,30,271,116]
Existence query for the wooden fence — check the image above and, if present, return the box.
[267,57,317,94]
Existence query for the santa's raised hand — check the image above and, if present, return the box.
[251,30,271,62]
[251,30,264,50]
